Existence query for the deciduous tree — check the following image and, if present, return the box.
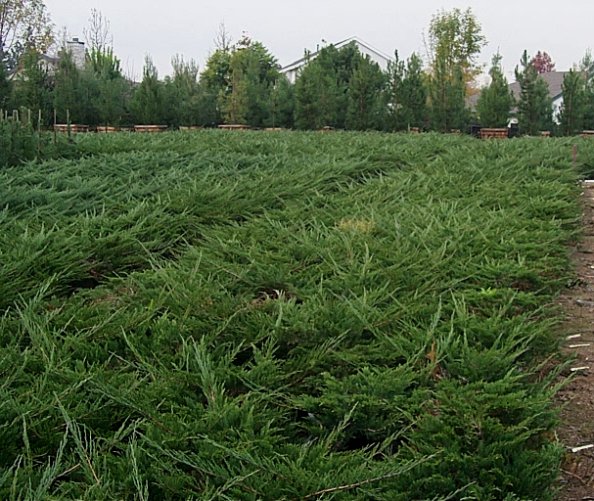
[426,8,484,131]
[426,7,486,88]
[530,51,555,74]
[0,0,53,72]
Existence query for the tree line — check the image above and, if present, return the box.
[2,4,594,135]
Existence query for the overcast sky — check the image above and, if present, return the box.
[44,0,593,81]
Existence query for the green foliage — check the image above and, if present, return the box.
[201,36,284,127]
[268,75,294,128]
[10,49,53,125]
[0,0,54,72]
[477,54,514,127]
[295,57,339,129]
[86,47,129,126]
[580,50,594,131]
[0,118,76,167]
[130,56,165,125]
[53,49,84,123]
[346,56,386,130]
[386,52,428,131]
[0,131,582,499]
[0,59,10,109]
[515,50,553,135]
[163,55,201,126]
[427,7,486,88]
[430,57,468,131]
[0,119,37,165]
[559,69,585,136]
[296,42,373,130]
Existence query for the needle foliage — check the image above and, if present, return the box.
[0,130,586,499]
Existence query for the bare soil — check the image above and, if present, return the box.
[556,182,594,500]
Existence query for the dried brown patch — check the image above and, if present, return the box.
[336,218,375,234]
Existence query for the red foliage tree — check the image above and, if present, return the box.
[531,51,556,73]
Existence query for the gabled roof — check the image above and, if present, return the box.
[468,71,570,111]
[509,71,569,101]
[281,36,392,73]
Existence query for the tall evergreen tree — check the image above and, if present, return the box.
[53,49,84,123]
[267,76,294,128]
[558,69,585,136]
[165,55,201,126]
[0,59,10,109]
[222,54,249,124]
[515,50,553,135]
[346,56,385,130]
[581,51,594,130]
[90,48,129,126]
[200,35,281,127]
[430,54,468,131]
[294,58,339,129]
[476,54,513,127]
[386,52,428,130]
[130,56,165,124]
[294,42,366,130]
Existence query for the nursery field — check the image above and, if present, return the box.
[0,131,590,499]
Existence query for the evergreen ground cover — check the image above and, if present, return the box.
[0,131,589,499]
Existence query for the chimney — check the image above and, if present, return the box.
[65,38,86,69]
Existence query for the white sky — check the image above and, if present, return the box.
[44,0,594,81]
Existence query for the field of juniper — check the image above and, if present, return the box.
[1,130,592,500]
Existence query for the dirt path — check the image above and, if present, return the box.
[556,181,594,500]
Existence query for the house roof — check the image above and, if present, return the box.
[468,70,569,111]
[281,36,392,73]
[508,71,569,101]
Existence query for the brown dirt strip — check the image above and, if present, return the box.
[556,181,594,499]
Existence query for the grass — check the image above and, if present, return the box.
[0,130,589,499]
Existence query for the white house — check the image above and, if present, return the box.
[281,36,392,84]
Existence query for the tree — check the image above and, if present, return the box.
[268,76,294,128]
[426,8,485,131]
[200,47,231,124]
[430,57,468,131]
[10,47,53,123]
[130,56,165,124]
[346,55,386,130]
[53,49,84,123]
[294,57,339,129]
[201,34,282,127]
[476,54,514,127]
[165,55,201,126]
[426,7,486,89]
[0,0,53,73]
[558,69,585,136]
[530,51,555,74]
[581,50,594,130]
[515,50,552,135]
[86,47,129,126]
[0,58,10,108]
[222,53,248,124]
[231,37,281,127]
[83,8,112,53]
[294,42,366,130]
[386,51,428,131]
